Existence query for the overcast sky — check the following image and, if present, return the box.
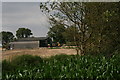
[2,2,50,37]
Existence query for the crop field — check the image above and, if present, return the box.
[2,53,120,79]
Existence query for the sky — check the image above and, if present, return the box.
[2,2,50,37]
[2,1,120,37]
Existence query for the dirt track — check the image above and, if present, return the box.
[2,48,77,61]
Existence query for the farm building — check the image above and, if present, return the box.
[10,37,51,49]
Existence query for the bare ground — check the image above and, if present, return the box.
[2,48,77,61]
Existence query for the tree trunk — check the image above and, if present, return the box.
[80,44,85,55]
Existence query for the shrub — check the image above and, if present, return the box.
[11,55,43,67]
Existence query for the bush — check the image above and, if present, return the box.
[12,55,43,67]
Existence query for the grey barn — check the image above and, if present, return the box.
[10,37,51,49]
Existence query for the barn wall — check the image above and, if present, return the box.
[10,41,39,49]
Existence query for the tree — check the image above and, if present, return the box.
[84,2,120,54]
[62,25,80,46]
[16,28,33,38]
[40,2,93,55]
[40,2,120,55]
[63,26,78,42]
[47,23,66,44]
[0,31,14,47]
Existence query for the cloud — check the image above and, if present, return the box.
[2,2,50,37]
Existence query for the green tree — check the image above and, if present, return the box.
[48,24,66,44]
[40,2,120,55]
[0,31,14,47]
[40,2,93,55]
[63,26,78,42]
[84,2,120,54]
[16,28,33,38]
[62,25,80,46]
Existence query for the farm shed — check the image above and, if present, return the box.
[10,37,51,49]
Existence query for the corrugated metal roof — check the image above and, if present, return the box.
[10,41,39,44]
[16,37,48,41]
